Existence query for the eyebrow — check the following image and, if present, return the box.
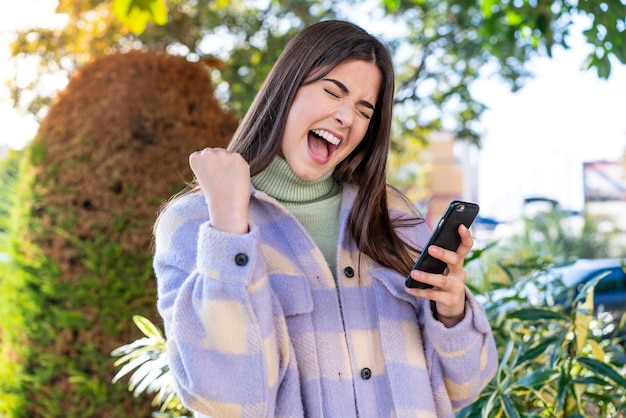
[323,78,376,110]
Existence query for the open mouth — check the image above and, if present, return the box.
[308,129,340,163]
[311,129,340,145]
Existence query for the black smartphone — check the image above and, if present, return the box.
[405,200,479,289]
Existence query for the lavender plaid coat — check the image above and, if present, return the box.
[154,184,497,417]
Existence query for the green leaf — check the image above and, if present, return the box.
[482,390,500,416]
[130,356,168,396]
[499,338,516,372]
[112,352,153,383]
[550,327,570,368]
[133,315,165,341]
[480,0,497,18]
[515,368,557,388]
[597,55,612,79]
[112,0,168,35]
[518,336,558,363]
[572,272,604,306]
[555,368,569,413]
[382,0,401,12]
[147,0,168,24]
[500,393,521,418]
[505,11,524,26]
[506,307,569,322]
[575,357,626,388]
[573,375,612,386]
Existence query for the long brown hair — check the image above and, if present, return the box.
[174,20,422,273]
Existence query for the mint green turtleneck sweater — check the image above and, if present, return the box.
[252,157,343,276]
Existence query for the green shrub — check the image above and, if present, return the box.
[0,50,237,417]
[460,264,626,417]
[0,149,29,414]
[0,146,155,417]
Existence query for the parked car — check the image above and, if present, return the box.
[479,258,626,320]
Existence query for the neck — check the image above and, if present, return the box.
[252,156,341,204]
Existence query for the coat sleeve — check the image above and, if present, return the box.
[153,195,296,417]
[419,290,498,411]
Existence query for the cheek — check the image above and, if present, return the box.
[341,135,365,160]
[349,122,370,148]
[283,100,310,139]
[289,89,317,118]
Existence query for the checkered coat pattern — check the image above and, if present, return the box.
[154,184,498,417]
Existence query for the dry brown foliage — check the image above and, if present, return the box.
[35,50,236,268]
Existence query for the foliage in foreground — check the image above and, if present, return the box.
[460,266,626,417]
[0,150,29,413]
[112,316,191,417]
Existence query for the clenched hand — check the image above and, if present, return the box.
[189,148,251,235]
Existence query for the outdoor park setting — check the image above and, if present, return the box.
[1,0,626,417]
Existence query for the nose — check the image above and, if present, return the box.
[335,101,354,128]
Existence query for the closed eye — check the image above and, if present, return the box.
[323,79,375,120]
[324,88,341,98]
[358,109,372,120]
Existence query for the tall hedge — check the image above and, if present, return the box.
[0,51,237,417]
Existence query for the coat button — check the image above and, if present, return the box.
[360,368,372,380]
[344,266,355,278]
[234,253,248,266]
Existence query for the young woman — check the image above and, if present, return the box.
[154,19,497,417]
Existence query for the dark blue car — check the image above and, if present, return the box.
[557,258,626,318]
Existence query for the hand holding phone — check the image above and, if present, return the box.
[405,200,479,289]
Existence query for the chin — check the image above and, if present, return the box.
[298,173,322,182]
[295,167,326,182]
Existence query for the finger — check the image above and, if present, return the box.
[456,224,474,256]
[427,245,461,268]
[406,270,465,299]
[408,269,438,289]
[405,275,455,305]
[189,147,215,170]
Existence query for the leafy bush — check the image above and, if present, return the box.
[0,145,157,417]
[112,316,191,417]
[461,265,626,417]
[0,51,237,417]
[0,149,29,414]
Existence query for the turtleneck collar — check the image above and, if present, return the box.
[252,156,342,205]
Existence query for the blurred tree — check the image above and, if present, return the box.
[9,0,334,118]
[112,0,168,34]
[6,0,626,198]
[9,0,626,145]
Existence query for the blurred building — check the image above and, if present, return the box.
[583,160,626,238]
[422,131,480,230]
[477,160,626,250]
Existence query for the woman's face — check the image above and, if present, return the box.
[280,59,382,182]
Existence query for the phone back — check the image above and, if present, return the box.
[406,201,479,288]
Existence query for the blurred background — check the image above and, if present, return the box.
[1,0,626,416]
[2,0,625,231]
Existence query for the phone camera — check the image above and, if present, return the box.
[456,204,465,212]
